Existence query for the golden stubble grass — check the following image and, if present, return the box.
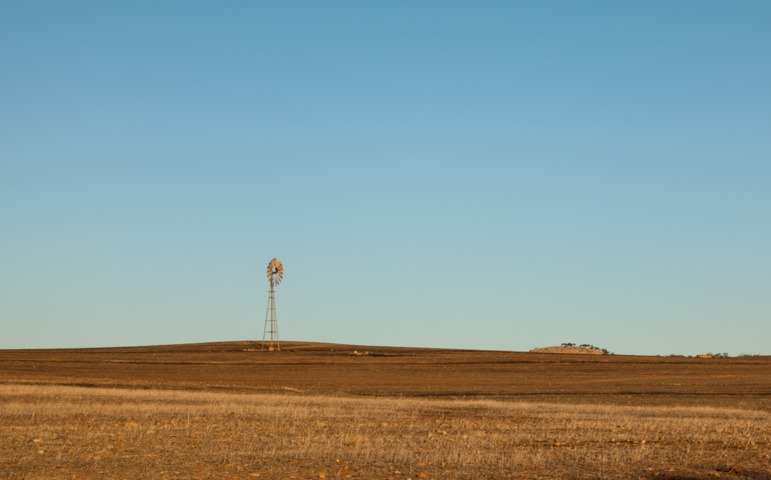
[1,384,769,479]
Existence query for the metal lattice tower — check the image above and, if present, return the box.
[262,258,283,351]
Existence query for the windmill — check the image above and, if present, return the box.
[262,258,283,351]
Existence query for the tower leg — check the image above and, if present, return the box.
[262,286,280,351]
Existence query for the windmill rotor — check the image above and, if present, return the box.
[266,258,283,288]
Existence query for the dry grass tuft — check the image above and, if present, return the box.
[1,384,769,479]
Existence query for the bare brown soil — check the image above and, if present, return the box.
[2,341,769,410]
[1,341,769,479]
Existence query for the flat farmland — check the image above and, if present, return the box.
[1,342,769,479]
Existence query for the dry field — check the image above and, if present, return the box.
[0,342,769,479]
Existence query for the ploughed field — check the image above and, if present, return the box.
[1,342,769,479]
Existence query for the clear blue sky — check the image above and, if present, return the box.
[2,1,769,355]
